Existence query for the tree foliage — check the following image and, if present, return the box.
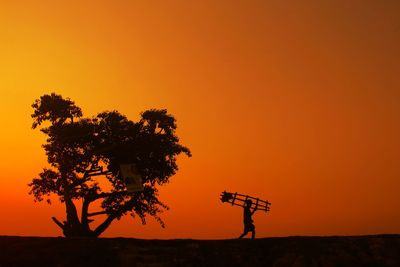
[29,93,191,237]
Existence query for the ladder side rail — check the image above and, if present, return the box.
[235,193,270,204]
[255,203,269,209]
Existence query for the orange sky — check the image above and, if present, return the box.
[0,1,399,239]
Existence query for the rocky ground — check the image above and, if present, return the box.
[0,235,399,266]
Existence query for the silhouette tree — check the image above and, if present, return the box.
[29,93,191,237]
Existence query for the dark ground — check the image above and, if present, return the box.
[0,235,399,267]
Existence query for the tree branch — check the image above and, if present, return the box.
[92,190,130,200]
[93,215,116,237]
[84,171,112,177]
[51,217,65,230]
[69,169,112,189]
[88,211,108,217]
[70,177,91,188]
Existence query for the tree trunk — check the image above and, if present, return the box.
[55,171,116,238]
[81,197,91,232]
[52,217,95,237]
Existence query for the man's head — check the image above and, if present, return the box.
[245,199,252,207]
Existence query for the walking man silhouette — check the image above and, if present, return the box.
[239,199,258,239]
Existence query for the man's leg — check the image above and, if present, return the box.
[251,224,256,239]
[239,225,249,239]
[239,230,248,239]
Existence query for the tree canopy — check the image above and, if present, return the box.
[29,93,191,237]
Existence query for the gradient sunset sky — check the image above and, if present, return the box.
[0,1,399,239]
